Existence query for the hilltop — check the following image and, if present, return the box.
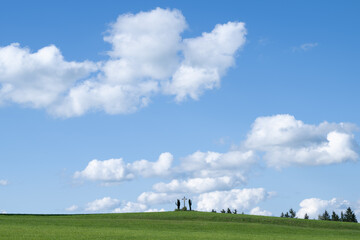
[1,211,359,239]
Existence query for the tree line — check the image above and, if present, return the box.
[281,207,357,223]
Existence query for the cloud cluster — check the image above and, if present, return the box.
[74,152,173,184]
[245,114,359,168]
[83,196,164,213]
[0,8,246,117]
[196,188,270,212]
[297,197,352,219]
[0,43,97,109]
[137,192,178,205]
[73,114,359,213]
[153,176,236,194]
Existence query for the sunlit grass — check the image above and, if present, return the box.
[1,211,359,240]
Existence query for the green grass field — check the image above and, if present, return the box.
[1,211,360,239]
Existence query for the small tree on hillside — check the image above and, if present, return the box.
[284,212,290,218]
[304,213,309,219]
[331,211,339,221]
[289,208,296,218]
[280,212,284,217]
[319,210,331,221]
[344,207,357,223]
[233,209,237,214]
[221,209,226,213]
[227,208,232,214]
[188,199,192,211]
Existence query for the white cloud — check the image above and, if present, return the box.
[163,21,246,101]
[297,197,351,219]
[0,180,8,186]
[0,43,98,109]
[85,197,120,212]
[137,192,178,205]
[104,8,186,79]
[0,8,246,117]
[74,153,173,183]
[196,188,271,212]
[146,150,255,196]
[179,150,255,179]
[128,152,173,178]
[74,158,134,183]
[113,202,147,213]
[245,114,359,168]
[250,207,272,216]
[65,205,79,212]
[145,208,165,212]
[153,176,236,194]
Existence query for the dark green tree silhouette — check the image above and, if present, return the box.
[227,208,232,214]
[284,212,290,218]
[344,207,357,223]
[280,212,284,217]
[221,209,226,213]
[331,211,339,221]
[289,208,296,218]
[175,199,180,210]
[233,209,237,214]
[304,213,309,219]
[319,210,331,221]
[188,199,192,211]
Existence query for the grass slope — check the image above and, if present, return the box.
[1,211,360,240]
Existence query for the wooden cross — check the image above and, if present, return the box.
[182,196,187,208]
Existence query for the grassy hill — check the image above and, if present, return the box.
[1,211,360,239]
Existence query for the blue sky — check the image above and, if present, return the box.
[0,0,360,217]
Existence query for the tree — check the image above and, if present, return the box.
[304,213,309,219]
[344,207,357,223]
[188,199,192,211]
[227,208,232,214]
[284,212,290,218]
[175,199,180,210]
[280,212,284,218]
[331,211,339,221]
[289,208,296,218]
[319,210,330,221]
[340,211,344,221]
[233,209,237,214]
[221,209,226,213]
[211,209,217,213]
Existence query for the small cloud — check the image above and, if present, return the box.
[250,206,272,216]
[0,180,8,186]
[65,205,78,212]
[85,197,120,212]
[293,42,318,52]
[113,202,147,213]
[145,208,165,212]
